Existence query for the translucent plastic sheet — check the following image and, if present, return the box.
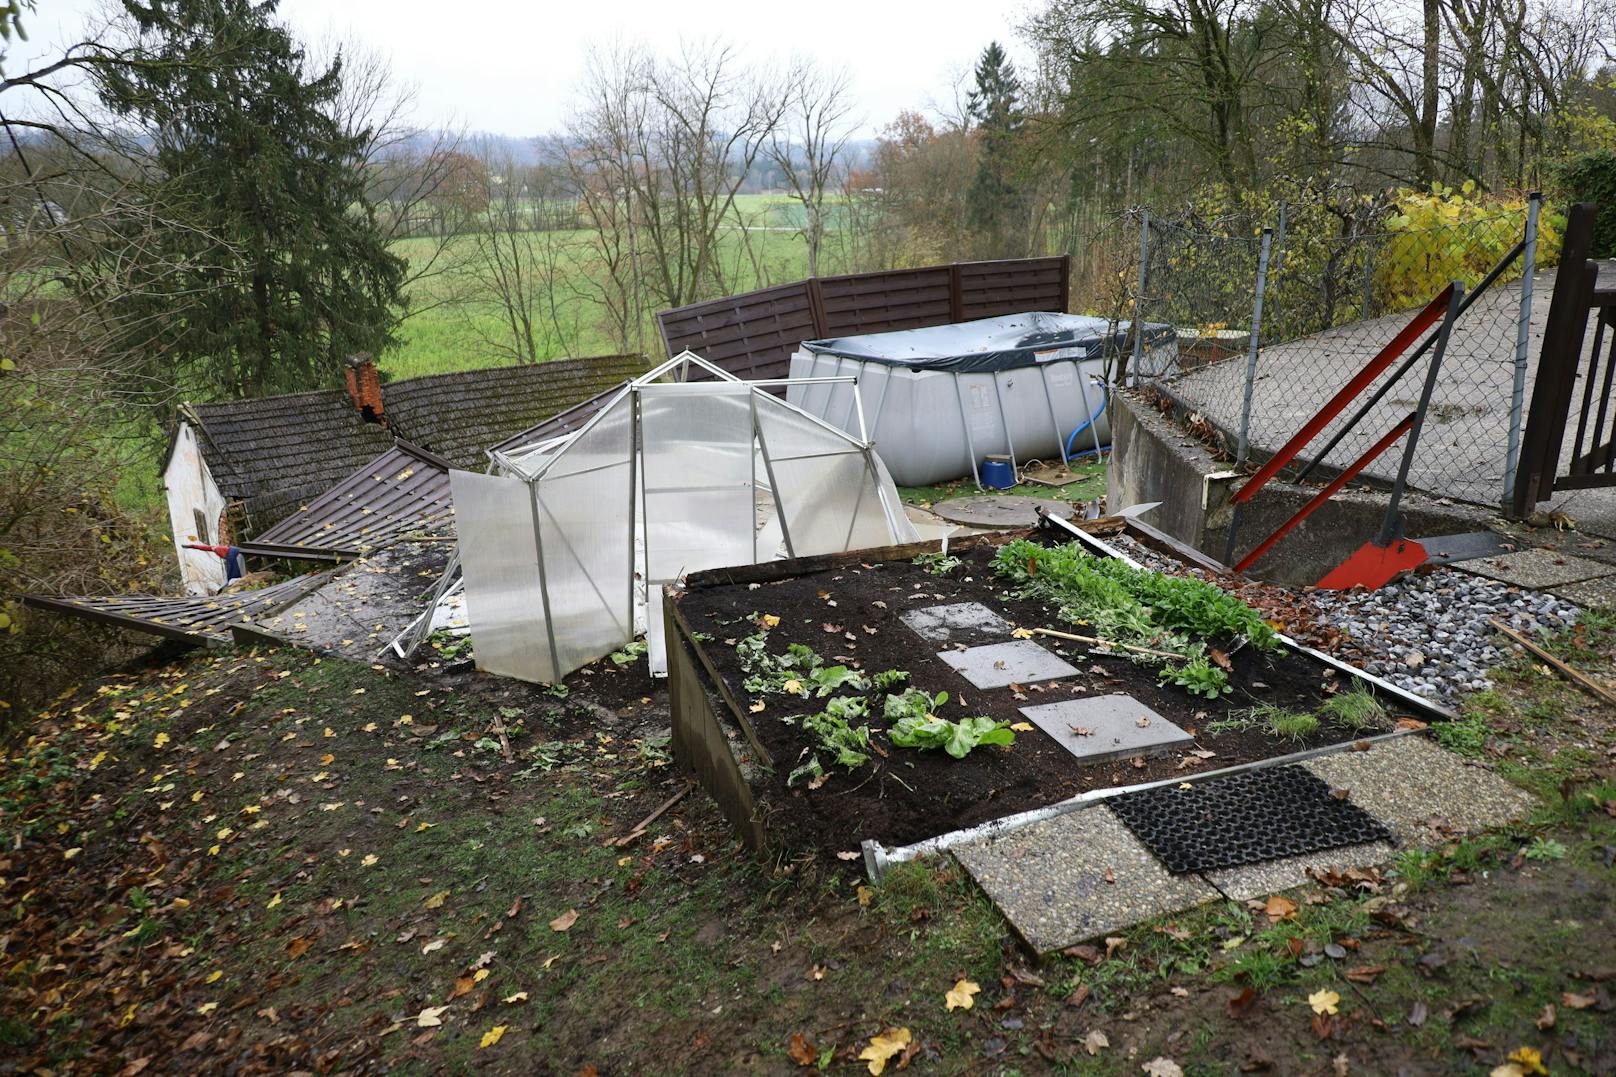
[449,470,553,682]
[639,386,755,583]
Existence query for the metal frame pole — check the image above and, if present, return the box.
[1130,210,1149,385]
[1235,228,1275,467]
[1503,192,1542,506]
[1377,283,1466,546]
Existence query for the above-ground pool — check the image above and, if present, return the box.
[785,312,1177,487]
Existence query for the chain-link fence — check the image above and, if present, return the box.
[1114,198,1549,509]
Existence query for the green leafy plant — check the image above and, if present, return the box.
[913,551,964,576]
[883,687,949,723]
[1523,837,1567,862]
[889,714,1016,759]
[1159,655,1231,699]
[872,669,911,691]
[784,696,872,769]
[1319,684,1387,731]
[609,640,648,667]
[806,664,870,697]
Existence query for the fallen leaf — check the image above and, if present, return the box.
[1345,965,1385,984]
[1227,987,1258,1019]
[424,889,450,910]
[945,979,980,1011]
[549,909,579,932]
[858,1027,911,1075]
[1309,990,1341,1016]
[1506,1046,1547,1075]
[1010,722,1034,732]
[285,936,313,959]
[760,614,781,629]
[1084,1030,1109,1055]
[416,1006,449,1028]
[501,992,529,1004]
[1535,1003,1556,1030]
[1142,1058,1184,1077]
[787,1032,817,1066]
[749,700,766,713]
[1407,1000,1428,1027]
[1562,991,1597,1009]
[421,939,446,954]
[1264,895,1298,922]
[478,1025,506,1049]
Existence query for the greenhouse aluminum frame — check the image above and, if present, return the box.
[450,351,918,685]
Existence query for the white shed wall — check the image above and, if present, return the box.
[163,421,229,595]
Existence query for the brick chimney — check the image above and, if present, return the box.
[345,353,384,423]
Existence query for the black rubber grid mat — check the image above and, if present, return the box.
[1109,765,1395,875]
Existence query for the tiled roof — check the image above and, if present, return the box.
[22,572,332,644]
[381,354,646,468]
[246,441,455,557]
[183,390,394,529]
[177,354,647,535]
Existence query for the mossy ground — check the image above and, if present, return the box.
[1,605,1612,1073]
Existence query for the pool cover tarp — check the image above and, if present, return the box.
[800,312,1176,373]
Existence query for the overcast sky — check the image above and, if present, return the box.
[17,0,1038,137]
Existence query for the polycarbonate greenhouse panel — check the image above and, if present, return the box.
[533,394,636,675]
[449,469,553,683]
[639,385,756,582]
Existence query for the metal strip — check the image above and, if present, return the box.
[527,483,563,682]
[953,378,983,489]
[990,370,1019,472]
[1037,363,1071,469]
[751,390,795,558]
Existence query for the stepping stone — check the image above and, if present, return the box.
[936,639,1079,690]
[1304,735,1534,845]
[953,806,1220,953]
[1203,840,1396,902]
[1458,548,1614,588]
[900,601,1013,645]
[1553,574,1616,611]
[1018,694,1192,765]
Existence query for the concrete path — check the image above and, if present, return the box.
[1454,542,1616,611]
[953,735,1534,953]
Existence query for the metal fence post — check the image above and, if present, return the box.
[1235,228,1275,467]
[1502,192,1541,507]
[1130,210,1149,385]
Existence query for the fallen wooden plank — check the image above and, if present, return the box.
[1489,617,1616,708]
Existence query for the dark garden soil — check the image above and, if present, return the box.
[675,535,1422,854]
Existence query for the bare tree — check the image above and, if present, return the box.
[457,145,579,364]
[566,40,785,352]
[767,59,858,277]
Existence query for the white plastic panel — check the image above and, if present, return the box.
[638,385,755,582]
[534,395,635,675]
[450,469,553,683]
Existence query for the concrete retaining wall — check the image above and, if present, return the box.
[1107,391,1494,586]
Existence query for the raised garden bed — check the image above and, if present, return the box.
[665,517,1452,863]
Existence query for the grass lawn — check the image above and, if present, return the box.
[4,586,1614,1073]
[898,455,1110,509]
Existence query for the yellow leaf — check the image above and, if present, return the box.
[415,822,435,833]
[856,885,873,907]
[749,700,766,713]
[473,968,489,982]
[63,847,82,860]
[549,908,579,932]
[1506,1047,1547,1075]
[945,979,980,1011]
[424,889,450,910]
[479,1025,507,1049]
[89,751,107,770]
[324,727,335,738]
[1308,989,1340,1015]
[197,1002,218,1015]
[782,678,804,695]
[1010,722,1034,732]
[204,970,223,984]
[319,753,335,765]
[502,991,528,1004]
[266,892,281,909]
[215,827,233,841]
[858,1027,911,1075]
[416,1005,448,1027]
[760,614,781,628]
[362,722,377,732]
[153,732,170,748]
[362,854,378,867]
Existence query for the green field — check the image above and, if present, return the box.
[385,194,843,379]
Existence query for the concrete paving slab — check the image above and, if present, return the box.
[933,495,1075,529]
[1019,694,1192,765]
[1203,841,1397,902]
[937,639,1080,690]
[900,601,1013,645]
[1304,736,1535,845]
[952,806,1221,953]
[1553,574,1616,611]
[1457,548,1615,588]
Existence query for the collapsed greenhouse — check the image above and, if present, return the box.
[449,352,920,684]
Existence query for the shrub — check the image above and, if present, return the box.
[1553,150,1616,257]
[1376,184,1564,311]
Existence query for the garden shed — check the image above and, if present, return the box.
[450,352,918,684]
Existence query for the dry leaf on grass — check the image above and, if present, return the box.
[549,909,578,932]
[858,1027,910,1075]
[945,979,980,1011]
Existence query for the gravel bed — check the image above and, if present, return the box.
[1102,533,1580,704]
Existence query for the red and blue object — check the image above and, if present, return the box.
[184,543,247,582]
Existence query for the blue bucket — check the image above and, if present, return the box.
[980,458,1016,490]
